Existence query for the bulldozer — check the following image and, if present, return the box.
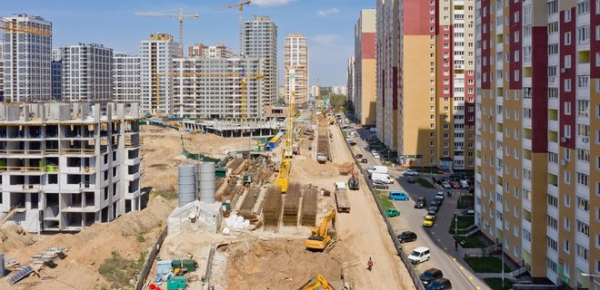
[306,209,336,251]
[297,274,334,290]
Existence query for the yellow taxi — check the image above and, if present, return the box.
[423,215,436,227]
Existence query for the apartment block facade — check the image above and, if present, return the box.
[140,33,179,115]
[51,48,62,100]
[188,43,233,59]
[113,54,141,103]
[1,14,52,103]
[284,33,309,106]
[59,43,113,103]
[354,9,377,126]
[475,0,599,288]
[346,57,355,112]
[172,57,265,119]
[244,16,277,107]
[375,0,476,171]
[0,102,144,233]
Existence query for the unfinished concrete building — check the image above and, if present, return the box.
[0,102,144,233]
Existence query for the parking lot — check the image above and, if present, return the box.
[347,124,490,290]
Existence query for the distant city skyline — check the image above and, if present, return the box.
[0,0,370,86]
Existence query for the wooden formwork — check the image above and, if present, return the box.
[240,186,260,212]
[263,186,282,228]
[301,187,318,227]
[282,183,302,226]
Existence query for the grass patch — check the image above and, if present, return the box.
[484,278,514,290]
[449,216,475,230]
[99,251,145,288]
[464,257,512,273]
[453,235,486,248]
[375,190,396,210]
[457,195,475,209]
[152,190,177,200]
[416,178,435,189]
[136,233,146,243]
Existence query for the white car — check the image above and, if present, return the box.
[402,169,419,176]
[372,152,380,159]
[408,247,431,264]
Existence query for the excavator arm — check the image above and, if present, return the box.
[299,274,335,290]
[318,210,336,237]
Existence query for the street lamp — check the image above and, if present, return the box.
[581,273,600,278]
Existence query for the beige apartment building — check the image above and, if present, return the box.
[284,33,309,106]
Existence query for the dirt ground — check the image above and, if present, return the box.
[141,125,250,192]
[0,195,176,289]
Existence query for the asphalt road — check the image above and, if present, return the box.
[347,124,489,290]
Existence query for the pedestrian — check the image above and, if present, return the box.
[367,257,373,271]
[454,240,458,252]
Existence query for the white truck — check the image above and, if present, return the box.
[371,173,394,184]
[367,166,389,175]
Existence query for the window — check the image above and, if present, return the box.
[547,258,557,272]
[565,32,572,45]
[547,236,558,251]
[547,215,558,229]
[565,102,572,115]
[565,240,571,253]
[565,217,571,230]
[577,220,590,236]
[577,0,590,15]
[577,173,589,186]
[548,194,558,207]
[578,26,590,43]
[565,55,571,68]
[576,244,589,260]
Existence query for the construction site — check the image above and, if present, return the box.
[0,110,413,289]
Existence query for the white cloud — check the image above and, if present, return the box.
[311,34,341,47]
[317,8,340,17]
[252,0,294,7]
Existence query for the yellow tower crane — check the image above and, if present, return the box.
[0,18,52,36]
[217,0,252,56]
[134,9,199,58]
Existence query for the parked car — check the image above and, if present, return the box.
[414,197,427,208]
[407,177,416,183]
[420,268,444,286]
[372,152,380,159]
[408,247,431,264]
[349,141,357,146]
[389,191,409,201]
[423,214,436,227]
[434,195,444,206]
[441,182,452,189]
[436,191,445,201]
[361,158,368,163]
[355,153,363,159]
[397,231,418,243]
[426,278,452,290]
[372,181,389,189]
[428,202,439,213]
[402,169,419,176]
[385,208,401,217]
[427,209,437,217]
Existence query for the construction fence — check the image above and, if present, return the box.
[136,226,169,290]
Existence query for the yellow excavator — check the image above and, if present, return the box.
[276,70,296,193]
[306,209,336,251]
[298,274,335,290]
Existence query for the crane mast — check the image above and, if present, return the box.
[134,8,199,58]
[276,70,296,193]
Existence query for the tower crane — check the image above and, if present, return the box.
[276,70,296,193]
[0,18,52,36]
[217,0,252,56]
[134,9,199,58]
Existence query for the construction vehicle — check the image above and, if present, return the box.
[306,209,336,251]
[276,70,296,193]
[217,0,252,56]
[334,182,350,213]
[298,274,334,290]
[348,167,359,190]
[134,9,200,58]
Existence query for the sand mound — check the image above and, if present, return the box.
[0,224,38,252]
[219,239,343,290]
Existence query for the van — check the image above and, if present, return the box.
[408,247,431,264]
[371,173,394,184]
[367,166,388,175]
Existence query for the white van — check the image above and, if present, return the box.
[367,166,388,175]
[371,173,394,184]
[459,180,469,189]
[408,247,431,264]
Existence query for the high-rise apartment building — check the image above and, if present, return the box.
[375,1,475,171]
[284,33,309,106]
[244,16,277,107]
[172,57,264,119]
[1,14,52,102]
[113,54,141,103]
[346,57,355,112]
[51,48,62,100]
[189,43,233,59]
[59,43,113,103]
[0,46,3,101]
[354,9,376,126]
[140,33,179,115]
[0,102,144,233]
[475,1,599,288]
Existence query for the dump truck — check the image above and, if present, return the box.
[334,182,350,213]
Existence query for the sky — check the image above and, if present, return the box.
[1,0,374,87]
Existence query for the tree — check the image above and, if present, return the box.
[329,93,347,112]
